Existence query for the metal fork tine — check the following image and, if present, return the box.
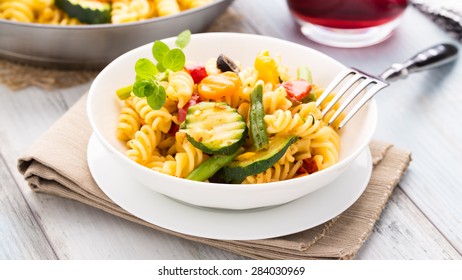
[321,72,364,118]
[327,78,373,126]
[316,68,355,107]
[338,81,388,129]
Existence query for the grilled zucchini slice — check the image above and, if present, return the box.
[221,136,297,184]
[182,102,247,155]
[55,0,111,24]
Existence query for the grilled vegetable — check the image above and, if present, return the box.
[185,63,208,84]
[254,50,279,85]
[55,0,111,24]
[182,102,247,155]
[186,149,242,181]
[197,71,241,101]
[281,80,313,102]
[296,66,317,103]
[249,84,269,151]
[221,136,297,183]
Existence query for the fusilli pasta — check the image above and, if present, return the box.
[115,49,342,183]
[1,0,211,24]
[154,0,179,16]
[111,0,156,23]
[166,71,194,108]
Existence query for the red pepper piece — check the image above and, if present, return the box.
[185,64,208,84]
[178,93,201,122]
[297,158,319,175]
[281,80,313,102]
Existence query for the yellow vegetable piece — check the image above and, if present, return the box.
[198,72,241,101]
[254,50,280,86]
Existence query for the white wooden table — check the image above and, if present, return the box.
[1,0,461,260]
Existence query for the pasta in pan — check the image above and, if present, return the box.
[0,0,80,24]
[0,0,212,24]
[115,49,342,184]
[111,0,156,24]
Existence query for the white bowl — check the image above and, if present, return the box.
[87,32,377,210]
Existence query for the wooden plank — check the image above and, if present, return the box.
[357,188,461,259]
[0,150,56,259]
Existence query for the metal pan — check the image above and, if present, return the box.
[0,0,233,69]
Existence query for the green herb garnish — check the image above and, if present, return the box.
[175,29,191,49]
[116,29,192,110]
[297,65,312,83]
[116,84,133,100]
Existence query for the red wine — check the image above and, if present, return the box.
[287,0,408,29]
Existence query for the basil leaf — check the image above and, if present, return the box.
[146,85,166,110]
[175,29,191,49]
[156,62,166,73]
[135,58,158,79]
[133,79,155,98]
[144,82,158,97]
[163,49,186,71]
[152,41,170,63]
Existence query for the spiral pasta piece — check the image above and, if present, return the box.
[111,0,156,23]
[0,0,36,22]
[1,0,214,24]
[132,96,173,134]
[37,6,81,25]
[310,86,345,130]
[238,67,259,102]
[151,132,208,178]
[310,126,341,170]
[262,86,293,115]
[166,71,194,108]
[290,102,322,120]
[242,159,303,184]
[0,0,81,23]
[126,124,157,164]
[264,109,320,138]
[177,0,211,10]
[291,137,312,161]
[155,0,179,16]
[116,105,142,142]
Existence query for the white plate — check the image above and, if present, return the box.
[87,134,372,240]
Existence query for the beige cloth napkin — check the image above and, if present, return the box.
[17,93,411,260]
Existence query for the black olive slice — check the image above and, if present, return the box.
[216,54,239,73]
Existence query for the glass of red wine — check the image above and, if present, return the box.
[286,0,409,48]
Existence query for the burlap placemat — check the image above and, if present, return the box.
[0,59,98,91]
[17,93,412,260]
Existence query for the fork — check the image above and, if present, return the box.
[317,43,459,129]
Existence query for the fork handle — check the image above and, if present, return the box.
[379,43,459,82]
